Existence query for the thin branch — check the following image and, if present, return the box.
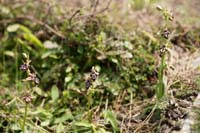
[77,0,112,19]
[23,16,65,39]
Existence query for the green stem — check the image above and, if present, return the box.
[157,54,165,101]
[160,54,165,82]
[22,103,28,133]
[15,43,18,89]
[3,50,5,73]
[86,87,94,110]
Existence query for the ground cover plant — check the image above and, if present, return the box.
[0,0,200,132]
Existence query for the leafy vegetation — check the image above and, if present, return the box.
[0,0,200,132]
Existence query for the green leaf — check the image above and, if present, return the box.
[4,51,15,57]
[33,87,43,96]
[103,110,119,132]
[31,107,53,119]
[65,66,72,73]
[16,38,38,55]
[51,85,59,102]
[64,76,72,83]
[10,123,21,131]
[7,24,20,32]
[77,46,84,54]
[7,24,44,49]
[43,40,59,49]
[41,51,58,59]
[95,128,111,133]
[41,120,50,127]
[74,121,95,132]
[110,58,118,64]
[22,33,44,49]
[56,123,65,133]
[54,111,73,123]
[75,121,93,128]
[18,24,32,34]
[121,52,133,59]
